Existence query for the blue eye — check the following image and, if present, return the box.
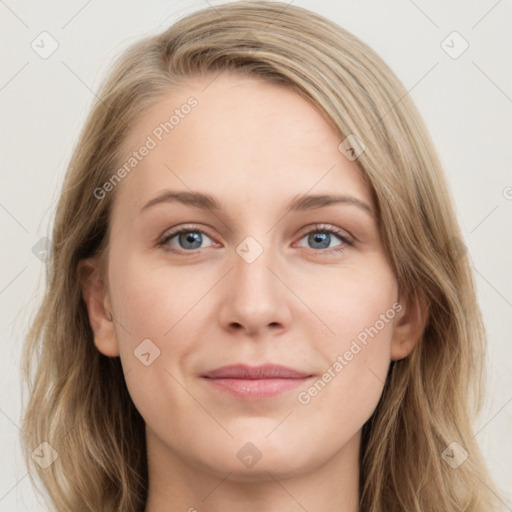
[159,223,352,255]
[298,230,345,250]
[161,228,214,252]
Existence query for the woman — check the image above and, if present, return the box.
[21,1,503,510]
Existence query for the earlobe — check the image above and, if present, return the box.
[78,258,120,357]
[390,292,429,361]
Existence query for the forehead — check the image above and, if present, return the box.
[112,73,373,217]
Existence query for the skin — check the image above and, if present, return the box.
[81,73,424,512]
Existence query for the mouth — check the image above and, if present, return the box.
[200,364,314,400]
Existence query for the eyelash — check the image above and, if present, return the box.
[158,223,353,256]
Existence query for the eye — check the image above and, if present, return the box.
[159,223,352,255]
[159,225,216,253]
[295,224,352,253]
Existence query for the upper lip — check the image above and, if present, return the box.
[201,364,312,379]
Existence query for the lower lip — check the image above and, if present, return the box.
[202,377,312,400]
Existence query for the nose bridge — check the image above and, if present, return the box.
[219,232,290,334]
[232,233,279,301]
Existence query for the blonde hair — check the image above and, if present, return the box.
[21,1,503,510]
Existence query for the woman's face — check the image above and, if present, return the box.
[85,73,417,481]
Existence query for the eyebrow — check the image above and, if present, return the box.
[140,190,374,217]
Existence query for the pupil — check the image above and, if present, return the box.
[181,232,202,249]
[310,232,329,249]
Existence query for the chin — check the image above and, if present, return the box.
[190,436,321,481]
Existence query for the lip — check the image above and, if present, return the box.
[202,364,311,379]
[200,364,314,400]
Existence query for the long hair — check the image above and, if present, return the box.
[21,1,503,510]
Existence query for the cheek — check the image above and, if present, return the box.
[297,261,398,418]
[108,251,211,341]
[306,258,398,354]
[108,259,204,429]
[106,251,222,394]
[294,317,394,456]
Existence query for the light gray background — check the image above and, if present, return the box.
[1,0,511,510]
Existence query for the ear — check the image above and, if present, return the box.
[390,291,429,361]
[78,257,120,357]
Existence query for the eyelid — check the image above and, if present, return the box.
[159,223,217,249]
[295,223,353,244]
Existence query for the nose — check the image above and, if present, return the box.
[218,241,292,337]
